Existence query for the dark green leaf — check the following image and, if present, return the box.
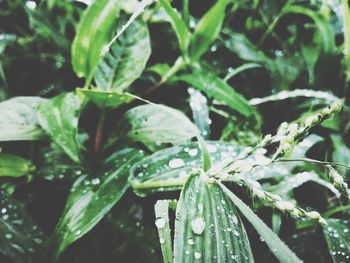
[0,190,46,263]
[220,183,302,263]
[323,219,350,263]
[37,92,84,163]
[176,69,254,117]
[130,141,242,196]
[47,148,145,261]
[159,0,190,53]
[94,19,151,91]
[71,0,120,80]
[77,88,136,109]
[0,153,35,177]
[331,134,350,175]
[0,97,47,141]
[173,172,254,262]
[188,0,229,62]
[188,88,210,139]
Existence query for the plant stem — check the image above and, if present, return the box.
[275,158,350,170]
[94,111,106,154]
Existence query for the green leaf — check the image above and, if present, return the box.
[154,200,173,263]
[322,219,350,263]
[77,88,136,109]
[173,172,254,262]
[130,141,242,196]
[282,5,335,54]
[188,0,229,62]
[188,88,210,139]
[47,148,145,261]
[330,134,350,175]
[176,69,254,117]
[159,0,190,53]
[94,19,151,91]
[222,29,270,64]
[0,190,46,263]
[37,92,84,163]
[109,104,199,150]
[71,0,120,81]
[219,183,302,263]
[0,154,35,177]
[0,97,47,141]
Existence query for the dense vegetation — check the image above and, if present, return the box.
[1,0,350,262]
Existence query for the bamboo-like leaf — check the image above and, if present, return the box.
[173,172,254,262]
[109,104,199,150]
[188,0,229,62]
[154,200,173,263]
[37,92,84,163]
[0,97,47,141]
[0,154,35,177]
[94,19,151,91]
[77,88,136,109]
[71,0,120,80]
[159,0,190,53]
[177,69,254,117]
[130,141,242,195]
[46,148,145,261]
[322,219,350,263]
[0,190,46,263]
[219,183,302,263]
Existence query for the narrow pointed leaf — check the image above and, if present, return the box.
[47,148,145,261]
[173,172,254,263]
[71,0,120,80]
[322,219,350,263]
[37,93,84,163]
[0,190,46,263]
[219,183,302,263]
[0,97,47,141]
[177,70,254,117]
[0,154,35,177]
[188,0,229,62]
[94,19,151,91]
[159,0,190,53]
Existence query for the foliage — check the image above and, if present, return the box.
[1,0,350,262]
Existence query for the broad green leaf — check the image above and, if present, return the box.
[71,0,120,80]
[188,0,229,62]
[37,93,84,163]
[220,183,302,263]
[176,69,254,117]
[94,19,151,91]
[331,134,350,175]
[154,200,173,263]
[0,97,47,141]
[159,0,190,53]
[130,141,242,196]
[323,219,350,263]
[342,0,350,80]
[188,88,210,139]
[173,172,254,263]
[47,148,145,261]
[0,34,16,54]
[0,190,46,263]
[109,104,199,150]
[77,88,136,108]
[0,154,35,177]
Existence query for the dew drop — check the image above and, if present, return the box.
[191,217,205,235]
[168,158,185,168]
[155,218,166,229]
[5,233,12,239]
[194,251,202,259]
[91,178,100,185]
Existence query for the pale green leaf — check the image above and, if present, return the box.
[173,172,254,262]
[0,97,47,141]
[0,154,35,177]
[37,93,84,163]
[94,19,151,91]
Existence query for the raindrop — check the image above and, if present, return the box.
[188,148,198,157]
[191,217,205,235]
[168,158,185,168]
[159,238,165,244]
[5,233,12,239]
[187,238,195,245]
[91,178,100,185]
[155,218,166,229]
[194,251,202,259]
